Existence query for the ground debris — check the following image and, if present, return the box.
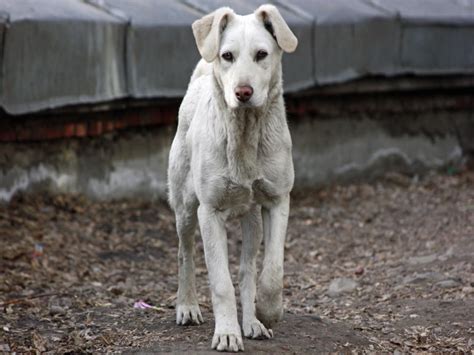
[1,172,473,352]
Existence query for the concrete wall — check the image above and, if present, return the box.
[1,105,470,202]
[291,115,464,186]
[0,127,173,202]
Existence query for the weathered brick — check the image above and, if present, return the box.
[104,120,115,132]
[88,120,103,136]
[75,123,87,137]
[64,123,76,137]
[42,125,65,140]
[0,129,17,142]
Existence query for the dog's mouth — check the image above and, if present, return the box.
[236,101,254,108]
[231,98,265,110]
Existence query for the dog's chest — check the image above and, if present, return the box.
[215,176,267,217]
[196,108,286,212]
[215,152,276,215]
[224,113,261,181]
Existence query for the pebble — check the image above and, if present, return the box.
[49,305,67,316]
[436,279,462,289]
[408,254,438,265]
[438,246,455,261]
[48,297,71,316]
[402,272,444,285]
[327,277,358,297]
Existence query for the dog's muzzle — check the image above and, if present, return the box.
[235,85,254,103]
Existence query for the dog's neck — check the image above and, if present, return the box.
[212,69,282,183]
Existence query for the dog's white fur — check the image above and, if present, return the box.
[168,5,297,352]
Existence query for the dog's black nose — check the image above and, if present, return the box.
[235,86,253,102]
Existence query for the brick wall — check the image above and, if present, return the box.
[0,104,178,142]
[1,89,472,143]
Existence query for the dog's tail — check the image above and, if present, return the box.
[190,59,212,83]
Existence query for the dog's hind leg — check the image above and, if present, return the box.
[239,205,273,339]
[176,203,203,325]
[256,194,290,329]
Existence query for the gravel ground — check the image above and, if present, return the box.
[1,171,473,353]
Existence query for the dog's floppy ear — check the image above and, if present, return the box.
[192,7,235,62]
[255,4,298,53]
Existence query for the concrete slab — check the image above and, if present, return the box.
[291,117,463,187]
[0,107,467,202]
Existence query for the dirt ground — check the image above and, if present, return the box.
[1,171,473,353]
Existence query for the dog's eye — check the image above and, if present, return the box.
[221,52,233,62]
[256,50,268,61]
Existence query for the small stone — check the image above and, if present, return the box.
[327,277,358,297]
[438,246,455,261]
[408,254,438,265]
[49,305,67,316]
[5,305,13,314]
[461,286,474,294]
[402,272,444,285]
[436,279,462,289]
[48,297,71,316]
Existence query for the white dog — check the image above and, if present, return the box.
[167,4,297,352]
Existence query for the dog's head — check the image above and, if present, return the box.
[192,5,298,109]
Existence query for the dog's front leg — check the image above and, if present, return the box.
[239,205,273,339]
[198,205,244,352]
[256,194,290,329]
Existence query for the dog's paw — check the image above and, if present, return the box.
[176,304,203,325]
[212,333,244,352]
[243,318,273,339]
[256,290,283,329]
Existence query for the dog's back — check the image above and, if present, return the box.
[190,59,212,83]
[167,60,213,211]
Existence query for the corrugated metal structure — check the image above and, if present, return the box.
[0,0,128,115]
[86,0,204,98]
[0,0,473,115]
